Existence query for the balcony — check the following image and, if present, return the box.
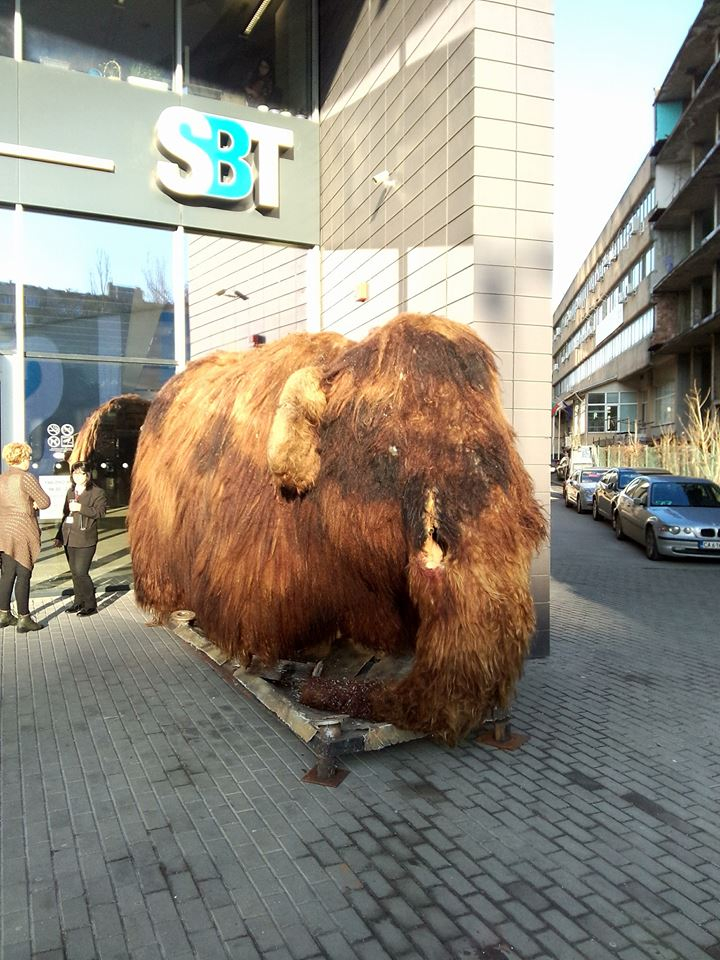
[653,224,720,293]
[654,139,720,230]
[656,53,720,164]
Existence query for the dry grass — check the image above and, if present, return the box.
[596,386,720,482]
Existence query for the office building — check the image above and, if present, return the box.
[1,0,553,648]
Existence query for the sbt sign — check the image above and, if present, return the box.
[154,106,293,211]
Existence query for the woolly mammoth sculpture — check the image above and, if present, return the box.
[128,312,547,744]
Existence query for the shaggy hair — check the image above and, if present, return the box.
[3,441,32,466]
[71,394,151,467]
[129,314,547,744]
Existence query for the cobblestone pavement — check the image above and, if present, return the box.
[1,488,719,960]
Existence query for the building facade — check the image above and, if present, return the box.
[553,0,720,458]
[1,0,553,651]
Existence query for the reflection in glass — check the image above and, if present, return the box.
[25,357,175,479]
[182,0,311,115]
[23,0,173,90]
[23,212,174,359]
[0,0,12,57]
[0,207,15,351]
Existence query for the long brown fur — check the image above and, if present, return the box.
[128,314,547,744]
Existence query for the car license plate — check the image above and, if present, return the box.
[701,540,720,550]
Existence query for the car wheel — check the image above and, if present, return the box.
[565,493,572,509]
[645,526,662,561]
[614,512,625,540]
[576,495,583,514]
[592,499,601,521]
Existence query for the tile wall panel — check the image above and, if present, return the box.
[187,235,308,358]
[319,0,553,646]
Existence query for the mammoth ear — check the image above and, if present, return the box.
[267,365,327,495]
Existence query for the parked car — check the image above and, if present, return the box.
[592,466,671,522]
[614,474,720,560]
[564,467,606,513]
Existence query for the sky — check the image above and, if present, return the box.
[553,0,705,308]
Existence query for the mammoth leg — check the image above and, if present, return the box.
[299,573,535,745]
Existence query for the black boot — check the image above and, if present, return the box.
[0,609,18,627]
[17,614,43,633]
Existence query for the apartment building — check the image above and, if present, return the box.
[553,0,720,454]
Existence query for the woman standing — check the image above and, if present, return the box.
[0,441,51,632]
[53,462,107,616]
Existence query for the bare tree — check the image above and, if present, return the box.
[143,256,172,303]
[89,249,112,296]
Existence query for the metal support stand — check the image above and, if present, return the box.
[475,708,529,751]
[302,718,349,786]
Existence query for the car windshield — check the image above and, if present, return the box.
[580,470,604,482]
[650,481,720,508]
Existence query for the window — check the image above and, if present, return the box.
[654,382,675,426]
[0,0,12,57]
[650,481,720,508]
[23,0,174,90]
[0,206,14,351]
[181,0,312,114]
[632,481,649,505]
[22,212,174,360]
[26,357,175,476]
[555,309,655,396]
[586,389,637,433]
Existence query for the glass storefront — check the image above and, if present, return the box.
[182,0,312,114]
[0,206,14,351]
[26,357,174,478]
[23,0,174,90]
[8,0,312,114]
[0,210,179,591]
[17,211,176,471]
[0,1,317,593]
[0,0,11,57]
[23,213,174,360]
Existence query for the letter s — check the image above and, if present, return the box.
[155,107,215,199]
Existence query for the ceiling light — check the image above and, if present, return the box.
[244,0,273,35]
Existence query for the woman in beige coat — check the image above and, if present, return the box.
[0,441,51,632]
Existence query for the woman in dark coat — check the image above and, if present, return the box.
[0,441,51,632]
[53,462,107,616]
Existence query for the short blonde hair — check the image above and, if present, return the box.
[2,441,32,466]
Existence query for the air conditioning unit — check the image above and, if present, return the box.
[610,251,618,261]
[619,293,628,304]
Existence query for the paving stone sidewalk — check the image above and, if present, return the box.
[1,491,719,960]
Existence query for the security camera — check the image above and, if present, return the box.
[372,170,392,186]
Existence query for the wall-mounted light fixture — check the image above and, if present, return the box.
[371,169,398,189]
[216,288,249,301]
